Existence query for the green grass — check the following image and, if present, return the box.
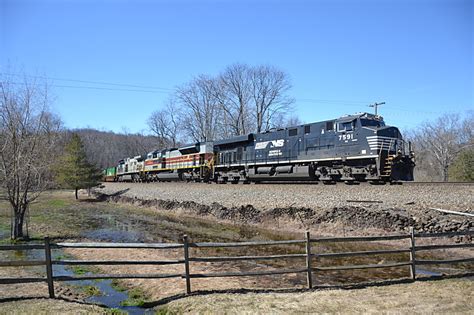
[44,198,71,209]
[105,309,127,315]
[111,279,128,292]
[119,287,150,307]
[83,285,102,296]
[54,253,73,261]
[70,265,90,275]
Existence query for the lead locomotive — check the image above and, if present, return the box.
[107,113,415,184]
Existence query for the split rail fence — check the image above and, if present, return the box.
[0,228,472,298]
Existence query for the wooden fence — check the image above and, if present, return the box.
[0,228,472,298]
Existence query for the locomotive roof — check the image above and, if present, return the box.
[337,112,383,122]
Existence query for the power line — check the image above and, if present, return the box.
[5,81,169,94]
[0,72,174,92]
[297,98,371,104]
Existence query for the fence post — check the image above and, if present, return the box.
[44,237,55,298]
[409,227,416,281]
[183,235,191,294]
[305,231,313,289]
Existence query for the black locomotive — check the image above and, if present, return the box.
[213,112,414,184]
[111,112,415,184]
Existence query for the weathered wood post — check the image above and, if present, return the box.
[409,227,416,281]
[305,231,313,289]
[44,237,55,298]
[183,234,191,294]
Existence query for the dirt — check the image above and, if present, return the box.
[95,188,473,236]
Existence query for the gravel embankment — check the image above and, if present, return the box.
[98,182,472,212]
[96,182,473,233]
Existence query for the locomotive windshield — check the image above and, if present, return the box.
[360,119,385,127]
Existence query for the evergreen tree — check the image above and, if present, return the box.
[56,133,102,199]
[449,149,474,182]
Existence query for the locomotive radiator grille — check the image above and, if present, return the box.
[366,136,396,151]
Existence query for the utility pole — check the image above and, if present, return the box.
[368,102,385,116]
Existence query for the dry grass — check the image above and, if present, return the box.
[159,278,474,314]
[66,247,307,301]
[0,299,105,315]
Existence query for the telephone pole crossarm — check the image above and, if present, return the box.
[368,102,385,116]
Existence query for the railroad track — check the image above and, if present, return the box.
[401,181,474,185]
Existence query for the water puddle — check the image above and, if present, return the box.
[0,245,155,314]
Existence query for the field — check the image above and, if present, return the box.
[159,278,474,314]
[0,185,472,314]
[0,279,472,314]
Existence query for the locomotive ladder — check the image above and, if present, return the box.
[380,139,395,178]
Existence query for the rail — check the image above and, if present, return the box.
[0,228,472,298]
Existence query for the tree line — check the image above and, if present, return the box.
[409,112,473,182]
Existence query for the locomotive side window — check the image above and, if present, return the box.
[361,119,385,127]
[304,125,311,134]
[289,128,298,136]
[338,120,354,132]
[326,121,334,131]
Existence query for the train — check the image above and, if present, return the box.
[102,112,415,184]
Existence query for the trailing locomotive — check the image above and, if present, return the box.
[107,113,415,184]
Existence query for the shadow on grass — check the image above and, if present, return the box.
[0,273,472,310]
[142,272,474,308]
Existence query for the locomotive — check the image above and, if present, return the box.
[104,112,415,184]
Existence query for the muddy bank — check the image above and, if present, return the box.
[95,191,473,235]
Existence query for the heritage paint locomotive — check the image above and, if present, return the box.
[106,113,415,184]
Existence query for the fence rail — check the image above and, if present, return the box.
[0,228,472,298]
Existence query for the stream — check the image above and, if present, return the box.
[2,246,154,314]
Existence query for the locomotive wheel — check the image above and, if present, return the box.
[344,181,360,185]
[369,180,386,185]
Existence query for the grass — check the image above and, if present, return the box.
[119,287,150,307]
[44,198,72,209]
[111,279,128,292]
[70,265,90,275]
[105,309,128,315]
[157,278,474,314]
[0,299,105,314]
[83,285,102,296]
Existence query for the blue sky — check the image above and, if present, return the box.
[1,0,472,134]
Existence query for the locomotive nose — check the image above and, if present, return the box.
[376,126,402,139]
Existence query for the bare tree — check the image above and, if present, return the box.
[218,64,254,136]
[0,76,62,239]
[412,113,473,182]
[272,113,303,129]
[147,99,182,147]
[154,64,295,142]
[176,75,222,142]
[250,65,294,132]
